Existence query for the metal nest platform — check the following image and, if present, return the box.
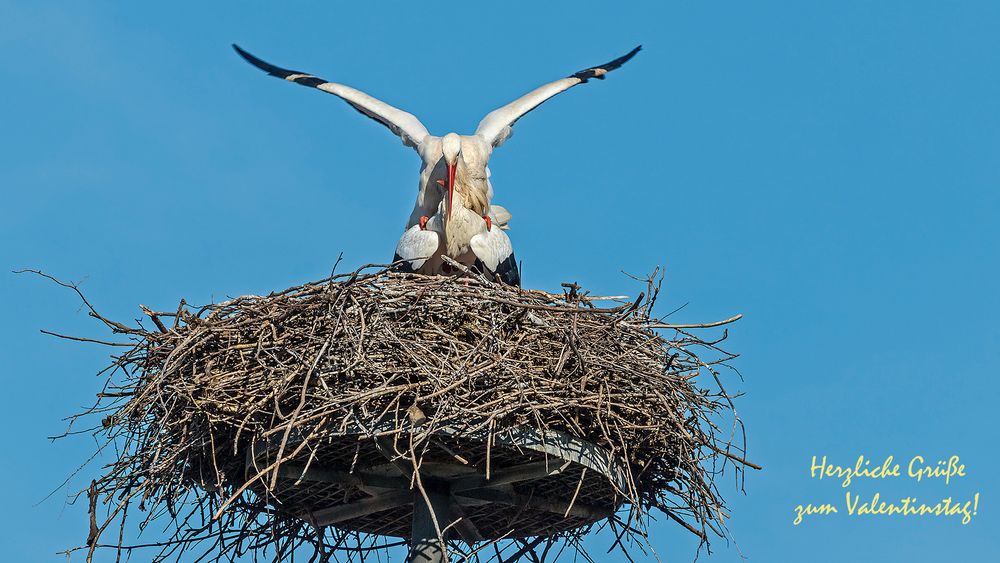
[248,419,629,547]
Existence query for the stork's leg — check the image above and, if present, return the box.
[419,216,429,230]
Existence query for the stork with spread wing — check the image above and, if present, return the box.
[234,44,641,285]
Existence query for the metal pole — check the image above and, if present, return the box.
[407,484,451,563]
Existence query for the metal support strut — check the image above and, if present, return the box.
[407,484,452,563]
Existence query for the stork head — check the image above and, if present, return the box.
[441,133,461,219]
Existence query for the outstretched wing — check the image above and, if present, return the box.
[474,45,641,148]
[233,44,430,148]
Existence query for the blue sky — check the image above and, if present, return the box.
[2,1,998,561]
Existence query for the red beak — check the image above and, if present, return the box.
[446,163,457,219]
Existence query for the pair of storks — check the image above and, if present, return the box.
[234,43,640,286]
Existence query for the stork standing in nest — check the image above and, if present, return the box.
[393,134,520,285]
[232,43,640,231]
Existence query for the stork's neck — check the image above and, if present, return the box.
[443,189,468,228]
[454,158,490,216]
[440,189,485,257]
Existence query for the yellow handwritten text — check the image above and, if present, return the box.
[845,492,980,525]
[793,502,839,525]
[908,455,966,485]
[810,455,900,488]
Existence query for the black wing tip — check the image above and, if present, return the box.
[231,43,299,79]
[599,44,643,72]
[571,44,643,81]
[391,254,418,273]
[231,43,262,67]
[618,44,643,65]
[496,253,521,287]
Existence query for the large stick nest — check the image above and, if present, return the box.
[43,265,752,562]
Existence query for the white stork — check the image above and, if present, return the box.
[232,43,641,233]
[393,176,520,286]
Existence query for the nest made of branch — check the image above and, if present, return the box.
[48,265,751,562]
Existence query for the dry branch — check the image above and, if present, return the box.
[34,265,753,562]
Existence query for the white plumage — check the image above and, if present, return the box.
[393,187,519,285]
[234,43,640,285]
[392,222,440,273]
